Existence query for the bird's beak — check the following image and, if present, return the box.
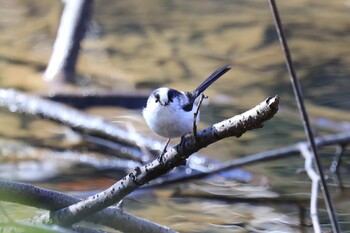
[159,100,169,106]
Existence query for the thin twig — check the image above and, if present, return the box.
[268,1,340,232]
[299,144,321,233]
[330,145,345,174]
[330,145,345,191]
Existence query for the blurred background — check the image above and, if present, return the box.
[0,0,349,232]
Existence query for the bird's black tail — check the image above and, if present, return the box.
[193,64,231,97]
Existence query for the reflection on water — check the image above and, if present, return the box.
[0,0,349,232]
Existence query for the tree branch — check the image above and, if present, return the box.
[34,96,279,226]
[0,180,176,233]
[0,138,141,173]
[41,91,149,109]
[0,88,159,160]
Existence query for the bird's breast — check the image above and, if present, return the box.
[143,102,198,138]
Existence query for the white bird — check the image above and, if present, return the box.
[143,65,231,157]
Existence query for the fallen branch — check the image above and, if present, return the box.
[0,88,159,160]
[42,91,149,109]
[0,180,175,233]
[147,132,350,187]
[0,138,141,173]
[33,96,279,226]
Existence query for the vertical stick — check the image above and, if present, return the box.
[299,144,321,233]
[268,1,340,232]
[44,0,93,85]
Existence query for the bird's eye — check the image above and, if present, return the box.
[154,93,160,103]
[167,89,175,102]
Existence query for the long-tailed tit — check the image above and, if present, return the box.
[143,65,231,155]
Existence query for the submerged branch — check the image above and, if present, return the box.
[0,138,141,173]
[42,91,148,109]
[0,89,160,159]
[34,96,279,226]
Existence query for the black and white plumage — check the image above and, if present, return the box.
[143,65,231,139]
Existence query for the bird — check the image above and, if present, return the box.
[142,65,231,158]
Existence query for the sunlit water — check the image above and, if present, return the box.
[0,0,349,232]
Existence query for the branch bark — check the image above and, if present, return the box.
[34,96,279,226]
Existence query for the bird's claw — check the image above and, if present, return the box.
[158,148,167,164]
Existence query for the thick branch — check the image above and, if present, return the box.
[0,180,175,233]
[35,96,279,226]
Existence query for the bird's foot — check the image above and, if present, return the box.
[158,138,170,164]
[158,148,166,164]
[193,93,207,144]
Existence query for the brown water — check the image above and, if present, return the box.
[0,0,350,232]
